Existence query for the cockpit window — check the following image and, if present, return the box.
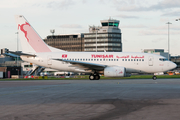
[159,58,168,61]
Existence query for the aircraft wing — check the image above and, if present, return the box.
[53,59,106,71]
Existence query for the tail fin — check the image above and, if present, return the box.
[15,15,64,53]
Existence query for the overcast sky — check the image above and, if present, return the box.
[1,0,180,55]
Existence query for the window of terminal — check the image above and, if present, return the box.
[101,22,119,27]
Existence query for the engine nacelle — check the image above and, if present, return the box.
[104,66,126,77]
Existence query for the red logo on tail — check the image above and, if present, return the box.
[18,22,30,42]
[17,22,51,53]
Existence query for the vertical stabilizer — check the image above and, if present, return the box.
[15,15,65,53]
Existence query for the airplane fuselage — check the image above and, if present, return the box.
[21,52,176,74]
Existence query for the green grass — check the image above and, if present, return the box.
[1,75,180,81]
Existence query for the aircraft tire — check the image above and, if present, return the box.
[152,76,157,80]
[89,75,95,80]
[95,75,100,80]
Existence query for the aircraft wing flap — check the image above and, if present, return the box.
[53,59,106,71]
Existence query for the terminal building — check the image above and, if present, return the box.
[44,34,84,51]
[43,18,122,52]
[0,48,22,78]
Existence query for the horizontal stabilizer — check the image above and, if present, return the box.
[8,51,36,57]
[4,53,20,58]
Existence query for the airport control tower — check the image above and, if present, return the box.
[84,18,122,52]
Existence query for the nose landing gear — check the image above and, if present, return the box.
[152,76,157,80]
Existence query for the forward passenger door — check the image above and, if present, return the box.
[148,56,153,66]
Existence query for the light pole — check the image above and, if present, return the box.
[166,22,172,61]
[16,69,19,77]
[175,18,180,57]
[15,32,18,66]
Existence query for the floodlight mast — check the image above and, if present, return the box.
[166,22,172,61]
[15,32,18,66]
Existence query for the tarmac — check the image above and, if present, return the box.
[0,79,180,120]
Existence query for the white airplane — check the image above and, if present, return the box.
[14,15,177,80]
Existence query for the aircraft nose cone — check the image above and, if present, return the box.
[171,62,177,69]
[169,62,177,69]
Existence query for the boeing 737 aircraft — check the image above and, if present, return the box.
[13,15,177,80]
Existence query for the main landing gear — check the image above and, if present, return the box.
[89,73,100,80]
[152,75,157,80]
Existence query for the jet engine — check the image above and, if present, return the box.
[104,66,126,77]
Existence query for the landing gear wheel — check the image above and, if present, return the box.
[95,75,100,80]
[152,76,157,80]
[89,75,95,80]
